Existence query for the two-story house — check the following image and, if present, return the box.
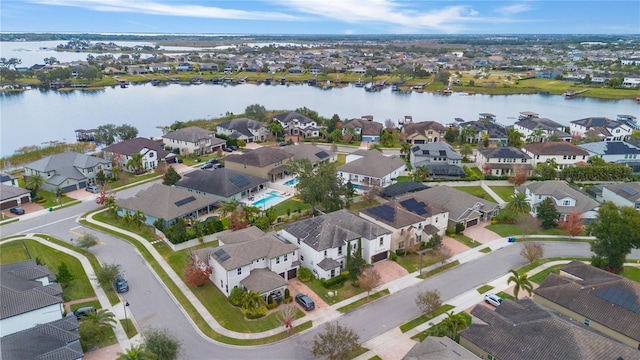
[273,111,320,139]
[522,141,590,169]
[516,181,600,221]
[102,137,177,173]
[162,126,226,155]
[459,121,508,145]
[23,152,113,193]
[578,141,640,165]
[476,147,532,177]
[600,183,640,210]
[409,142,465,178]
[337,150,406,188]
[513,116,572,142]
[216,118,269,143]
[570,117,633,141]
[281,209,391,280]
[341,118,383,142]
[280,144,337,166]
[197,227,299,299]
[360,198,448,251]
[401,121,446,144]
[224,147,293,182]
[175,168,268,203]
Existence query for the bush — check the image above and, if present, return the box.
[298,266,314,282]
[267,302,278,310]
[494,209,517,224]
[284,288,290,298]
[455,223,465,235]
[283,296,293,304]
[228,287,245,307]
[242,305,268,319]
[322,274,347,289]
[395,249,407,256]
[389,252,398,261]
[445,228,454,236]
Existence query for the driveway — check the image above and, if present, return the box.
[462,222,502,244]
[287,278,329,311]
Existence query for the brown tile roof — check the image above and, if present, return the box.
[402,121,446,136]
[102,137,174,159]
[522,141,589,156]
[342,118,383,136]
[224,147,292,168]
[534,261,640,343]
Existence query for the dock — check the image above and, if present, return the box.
[563,89,588,98]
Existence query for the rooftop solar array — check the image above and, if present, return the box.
[315,151,329,159]
[366,205,395,223]
[229,174,251,188]
[214,249,230,262]
[596,286,640,313]
[439,150,447,156]
[621,186,638,196]
[400,198,428,215]
[174,196,196,207]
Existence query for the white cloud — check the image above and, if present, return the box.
[495,3,533,16]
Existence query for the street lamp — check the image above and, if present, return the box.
[419,251,425,275]
[123,301,130,334]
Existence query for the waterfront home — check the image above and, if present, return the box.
[198,63,219,72]
[401,120,446,144]
[224,147,293,182]
[127,65,149,75]
[174,168,268,203]
[522,141,589,169]
[216,118,269,143]
[102,137,177,173]
[458,121,508,145]
[516,181,599,221]
[280,209,391,280]
[116,183,218,227]
[599,183,640,210]
[280,143,337,165]
[195,226,299,299]
[534,261,640,350]
[175,62,194,72]
[23,152,112,193]
[360,197,448,252]
[337,150,406,188]
[149,63,171,73]
[513,116,571,142]
[570,117,632,141]
[273,111,320,139]
[162,126,226,155]
[476,147,532,177]
[341,118,383,142]
[578,141,640,167]
[409,142,465,178]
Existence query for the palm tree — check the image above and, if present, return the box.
[240,290,263,310]
[218,199,240,218]
[268,121,284,139]
[126,153,144,175]
[86,309,116,335]
[117,344,156,360]
[133,210,146,229]
[368,143,383,152]
[507,269,534,300]
[26,174,45,196]
[123,211,134,227]
[55,187,64,206]
[506,192,531,216]
[441,311,466,340]
[412,165,429,182]
[400,142,412,159]
[526,129,545,143]
[459,126,476,144]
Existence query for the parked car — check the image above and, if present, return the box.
[229,145,239,151]
[9,207,25,215]
[200,163,214,170]
[86,185,100,193]
[224,147,234,153]
[484,293,503,307]
[278,141,287,146]
[73,306,96,319]
[295,293,315,311]
[213,163,224,169]
[114,276,129,293]
[206,158,219,164]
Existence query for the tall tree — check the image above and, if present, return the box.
[126,153,144,174]
[507,128,525,148]
[558,211,584,239]
[116,344,156,360]
[116,124,139,141]
[26,174,45,196]
[218,199,241,218]
[244,104,268,122]
[311,322,360,360]
[506,192,531,216]
[520,242,545,264]
[94,124,118,146]
[536,197,559,229]
[357,266,381,300]
[588,202,640,273]
[162,166,181,186]
[400,142,412,159]
[286,159,348,215]
[507,269,534,300]
[441,311,466,340]
[144,327,182,360]
[95,263,122,291]
[415,289,442,317]
[267,121,284,138]
[56,262,74,288]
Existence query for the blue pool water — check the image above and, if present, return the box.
[252,190,285,208]
[352,184,368,190]
[284,178,299,186]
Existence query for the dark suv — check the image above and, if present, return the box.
[114,276,129,293]
[295,293,315,311]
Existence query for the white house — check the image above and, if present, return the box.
[162,126,227,155]
[513,116,571,142]
[622,76,640,87]
[522,141,590,169]
[273,111,320,139]
[338,149,406,188]
[197,227,299,299]
[102,137,177,173]
[216,118,269,143]
[600,183,640,210]
[570,117,632,142]
[516,181,600,221]
[281,209,391,280]
[476,147,533,177]
[578,141,640,163]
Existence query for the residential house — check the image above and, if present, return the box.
[578,141,640,173]
[476,147,533,177]
[127,65,149,75]
[375,63,392,74]
[570,117,632,141]
[459,121,508,145]
[175,168,268,203]
[175,62,194,72]
[380,181,430,200]
[216,118,269,143]
[102,137,176,173]
[280,209,391,279]
[342,118,383,142]
[149,63,171,73]
[224,147,293,182]
[273,111,320,139]
[0,184,31,212]
[360,197,448,251]
[622,76,640,87]
[0,172,17,186]
[407,186,499,229]
[401,121,446,144]
[309,63,323,75]
[534,261,640,350]
[522,141,590,169]
[513,116,572,142]
[516,181,600,221]
[403,336,479,360]
[409,142,465,178]
[280,144,337,165]
[536,67,562,79]
[23,152,112,193]
[162,126,226,155]
[459,297,640,360]
[116,183,218,228]
[1,316,82,360]
[337,150,406,188]
[288,66,304,74]
[199,63,219,72]
[0,260,63,337]
[196,226,298,298]
[600,182,640,210]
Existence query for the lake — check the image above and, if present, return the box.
[1,82,637,156]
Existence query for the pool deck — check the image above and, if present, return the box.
[240,188,294,208]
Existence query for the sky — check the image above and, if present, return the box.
[1,0,639,35]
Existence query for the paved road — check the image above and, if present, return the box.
[4,196,639,359]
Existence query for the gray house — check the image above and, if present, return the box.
[1,316,82,360]
[410,142,465,178]
[175,168,268,202]
[216,118,269,143]
[23,152,112,193]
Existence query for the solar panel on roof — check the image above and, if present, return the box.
[315,151,329,159]
[214,249,230,262]
[175,196,196,207]
[367,205,395,223]
[229,174,251,188]
[621,186,638,196]
[596,286,640,313]
[439,150,447,156]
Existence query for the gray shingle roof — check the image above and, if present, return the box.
[217,118,266,138]
[0,286,62,320]
[280,144,335,164]
[116,183,218,221]
[0,260,62,320]
[24,152,110,173]
[0,184,31,201]
[216,226,265,245]
[224,147,292,168]
[240,268,289,294]
[317,257,341,271]
[342,118,383,136]
[459,121,508,139]
[402,336,479,360]
[517,181,599,215]
[477,147,531,159]
[175,169,268,198]
[404,186,498,222]
[1,316,82,360]
[162,126,216,142]
[102,137,174,159]
[283,209,390,251]
[274,111,315,125]
[402,121,446,135]
[206,232,298,271]
[603,182,640,201]
[411,142,462,160]
[338,151,405,178]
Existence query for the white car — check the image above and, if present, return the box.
[484,293,503,307]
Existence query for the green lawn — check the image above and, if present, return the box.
[419,260,461,279]
[399,304,454,333]
[394,250,441,273]
[120,319,138,339]
[70,300,101,312]
[455,186,493,201]
[337,289,390,313]
[529,264,564,284]
[489,186,515,202]
[476,285,494,294]
[486,224,568,237]
[479,247,492,253]
[348,199,381,213]
[497,291,515,301]
[301,277,366,305]
[451,234,480,248]
[621,266,640,283]
[270,199,311,217]
[396,176,412,183]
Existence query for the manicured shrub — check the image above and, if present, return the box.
[267,302,278,310]
[242,305,268,319]
[389,252,398,261]
[322,274,347,289]
[298,267,314,282]
[228,287,245,307]
[283,296,293,304]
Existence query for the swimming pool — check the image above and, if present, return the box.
[352,184,368,190]
[252,190,285,208]
[284,178,299,186]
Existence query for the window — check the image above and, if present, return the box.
[399,241,405,249]
[237,268,242,275]
[584,318,590,326]
[149,152,154,158]
[418,223,422,230]
[300,255,304,261]
[563,200,571,206]
[435,217,438,223]
[276,257,280,264]
[521,158,527,163]
[379,237,383,246]
[284,254,288,261]
[324,250,327,256]
[338,246,342,255]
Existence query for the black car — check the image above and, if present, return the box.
[200,163,214,170]
[224,147,234,153]
[114,277,129,293]
[206,158,219,165]
[295,293,315,311]
[9,207,25,215]
[229,145,239,151]
[73,306,96,319]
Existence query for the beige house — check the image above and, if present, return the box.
[401,121,446,144]
[224,147,293,182]
[476,147,533,177]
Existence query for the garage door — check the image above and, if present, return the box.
[1,200,18,211]
[372,251,388,263]
[62,184,78,193]
[287,268,297,280]
[466,218,478,227]
[78,181,87,189]
[19,196,30,204]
